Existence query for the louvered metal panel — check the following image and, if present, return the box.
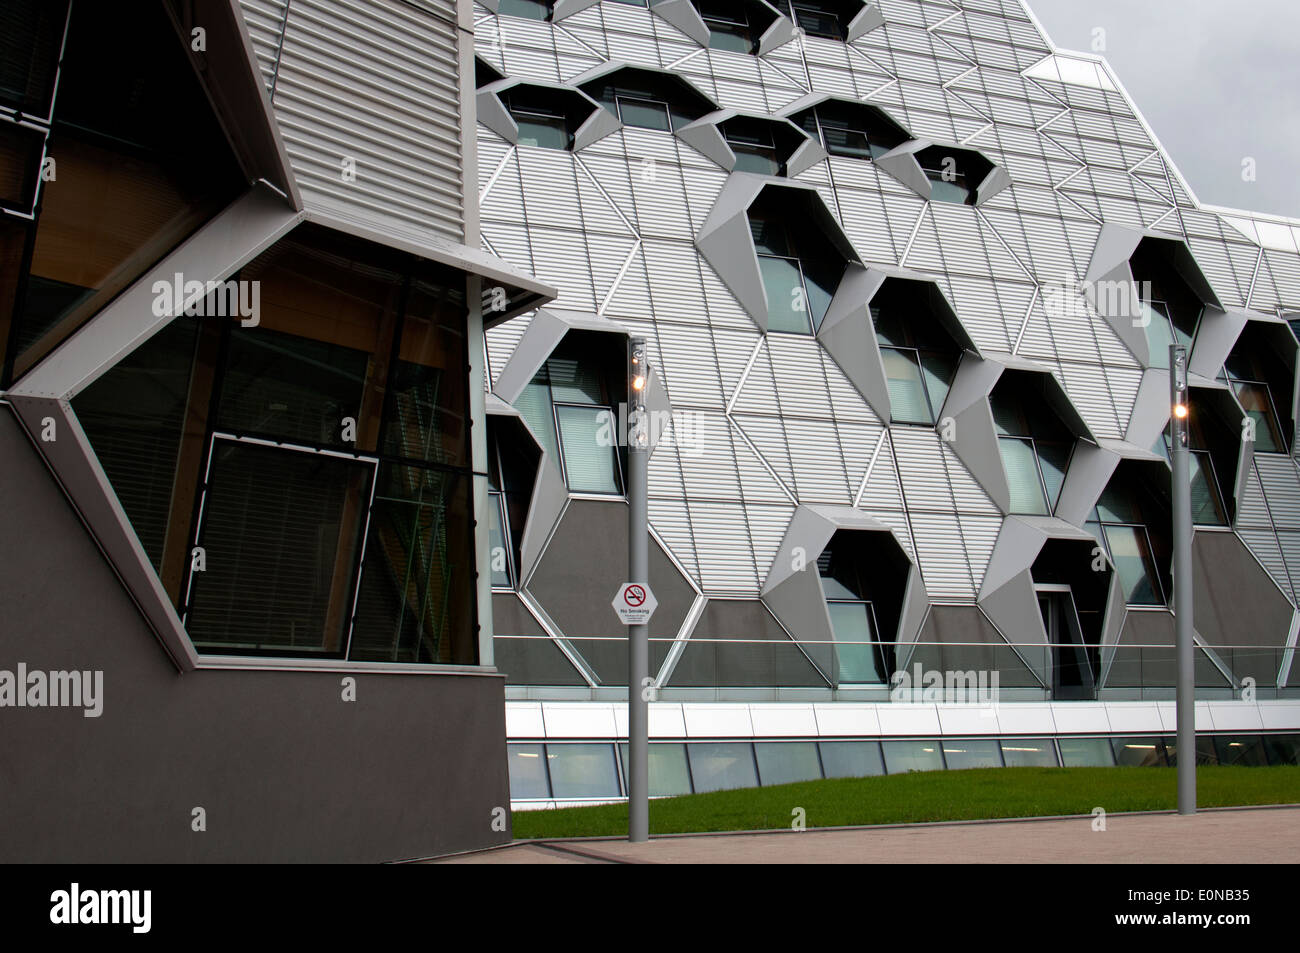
[269,0,464,238]
[1238,528,1294,603]
[788,419,853,504]
[1236,464,1274,530]
[891,428,958,513]
[654,323,726,409]
[648,496,701,582]
[519,147,585,232]
[239,0,290,91]
[643,239,714,323]
[689,500,760,594]
[730,422,796,504]
[679,413,744,501]
[1256,457,1300,529]
[731,413,796,489]
[908,511,977,600]
[526,226,596,309]
[768,335,838,421]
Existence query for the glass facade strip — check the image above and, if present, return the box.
[881,740,945,773]
[687,742,759,793]
[818,741,885,778]
[754,741,823,786]
[546,743,622,798]
[998,739,1058,767]
[940,739,1002,770]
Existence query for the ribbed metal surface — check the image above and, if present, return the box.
[254,0,465,238]
[464,0,1300,681]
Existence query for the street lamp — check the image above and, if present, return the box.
[627,338,649,842]
[1169,344,1195,814]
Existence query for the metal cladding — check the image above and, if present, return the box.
[475,0,1300,697]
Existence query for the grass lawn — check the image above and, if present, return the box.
[510,766,1300,839]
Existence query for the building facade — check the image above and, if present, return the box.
[467,0,1300,806]
[0,0,552,860]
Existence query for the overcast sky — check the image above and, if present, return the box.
[1025,0,1300,220]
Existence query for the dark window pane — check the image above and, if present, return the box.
[217,328,370,449]
[1112,736,1167,767]
[349,466,477,664]
[74,317,200,576]
[513,112,571,150]
[0,121,45,212]
[0,0,68,116]
[186,441,372,656]
[10,2,243,373]
[1103,524,1164,605]
[882,347,933,424]
[794,5,842,39]
[1213,736,1270,766]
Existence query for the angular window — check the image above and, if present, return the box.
[503,88,574,150]
[916,145,990,205]
[816,534,904,685]
[583,68,717,134]
[1156,398,1229,526]
[514,334,625,495]
[2,0,245,385]
[1032,538,1110,700]
[881,740,944,773]
[723,119,782,175]
[498,0,553,20]
[688,742,759,793]
[695,0,758,53]
[507,743,550,798]
[546,743,622,798]
[1086,464,1172,607]
[790,100,908,161]
[1128,238,1204,360]
[787,0,844,38]
[486,423,538,590]
[748,193,845,334]
[871,281,962,426]
[1224,325,1293,454]
[73,225,479,665]
[990,376,1076,516]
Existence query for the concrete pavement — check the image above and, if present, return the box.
[429,805,1300,864]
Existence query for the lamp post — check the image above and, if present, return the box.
[627,337,650,842]
[1169,344,1195,814]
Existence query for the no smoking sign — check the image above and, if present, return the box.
[612,582,658,625]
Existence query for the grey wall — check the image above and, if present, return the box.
[0,409,510,862]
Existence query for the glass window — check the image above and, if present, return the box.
[926,174,972,205]
[620,742,695,796]
[999,739,1058,767]
[185,441,372,656]
[1101,523,1164,605]
[1262,734,1300,766]
[698,0,755,53]
[488,494,512,589]
[758,254,813,334]
[754,742,823,786]
[1232,381,1285,452]
[508,744,551,799]
[941,739,1002,770]
[818,741,885,778]
[546,743,622,798]
[6,1,245,378]
[498,0,551,19]
[1000,437,1050,515]
[515,378,561,464]
[792,2,843,39]
[1213,736,1270,767]
[1188,451,1228,525]
[512,110,571,150]
[617,95,672,131]
[687,742,759,793]
[881,740,945,773]
[1112,737,1167,767]
[726,125,781,176]
[556,405,620,493]
[881,348,932,424]
[1057,737,1114,767]
[826,601,887,684]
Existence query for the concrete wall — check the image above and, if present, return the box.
[0,408,510,862]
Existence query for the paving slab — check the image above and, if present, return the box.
[431,806,1300,864]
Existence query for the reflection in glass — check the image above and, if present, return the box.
[819,741,885,778]
[688,742,758,792]
[754,742,823,786]
[882,740,944,773]
[547,743,622,798]
[508,744,550,799]
[941,739,1002,769]
[1057,737,1114,767]
[998,739,1058,767]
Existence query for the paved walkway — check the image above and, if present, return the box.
[431,806,1299,864]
